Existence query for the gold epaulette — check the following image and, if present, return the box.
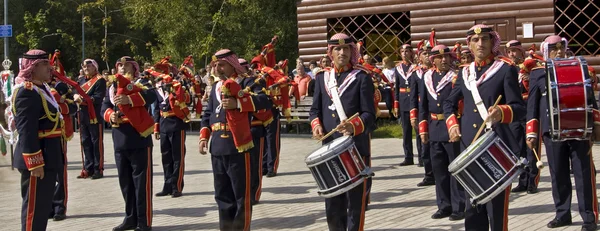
[496,56,515,66]
[353,64,371,73]
[135,82,149,90]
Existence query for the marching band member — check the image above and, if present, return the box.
[505,40,540,194]
[443,24,525,231]
[240,58,272,205]
[394,44,421,167]
[526,35,599,231]
[419,44,466,221]
[250,48,290,178]
[48,51,77,221]
[102,56,156,231]
[150,57,191,198]
[198,49,272,230]
[412,40,435,186]
[13,49,64,231]
[75,58,106,179]
[310,33,376,231]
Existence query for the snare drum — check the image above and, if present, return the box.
[546,56,595,141]
[448,131,526,205]
[305,136,373,198]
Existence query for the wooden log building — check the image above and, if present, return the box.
[296,0,600,74]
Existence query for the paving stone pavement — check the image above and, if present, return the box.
[0,133,595,230]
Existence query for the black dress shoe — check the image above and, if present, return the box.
[399,160,414,166]
[431,210,452,219]
[53,213,67,221]
[251,200,259,206]
[417,179,435,187]
[91,172,103,180]
[417,162,424,167]
[113,223,137,231]
[266,172,276,178]
[527,186,539,194]
[135,226,152,231]
[582,223,598,231]
[547,218,572,228]
[449,212,465,221]
[262,170,268,176]
[48,212,55,219]
[155,191,171,197]
[511,185,527,193]
[171,192,182,198]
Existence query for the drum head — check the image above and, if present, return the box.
[305,136,354,164]
[449,130,497,172]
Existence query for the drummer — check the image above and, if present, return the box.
[443,24,526,231]
[526,35,600,231]
[310,33,376,231]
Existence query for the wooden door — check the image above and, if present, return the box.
[475,18,517,44]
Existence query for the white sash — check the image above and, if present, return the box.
[215,80,223,114]
[323,69,360,120]
[395,64,415,83]
[424,70,455,101]
[462,60,505,128]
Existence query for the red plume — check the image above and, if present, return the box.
[429,28,437,47]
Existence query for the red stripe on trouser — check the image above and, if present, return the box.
[26,176,37,231]
[146,147,153,227]
[358,180,367,231]
[256,137,264,201]
[244,154,252,231]
[502,186,511,231]
[177,130,185,192]
[273,120,280,173]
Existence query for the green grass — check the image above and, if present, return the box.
[372,120,404,139]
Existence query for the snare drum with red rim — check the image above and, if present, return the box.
[305,136,373,198]
[449,130,526,205]
[546,56,595,141]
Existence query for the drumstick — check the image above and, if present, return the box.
[532,147,544,169]
[471,95,503,144]
[316,113,360,143]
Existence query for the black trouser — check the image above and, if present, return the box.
[511,122,539,188]
[263,108,281,174]
[159,130,186,193]
[399,111,420,162]
[380,87,396,120]
[80,122,104,175]
[114,147,153,228]
[212,153,252,231]
[251,131,265,203]
[20,169,55,231]
[430,141,464,213]
[52,140,68,216]
[421,141,434,181]
[363,154,372,206]
[464,186,511,231]
[326,179,367,231]
[543,135,598,224]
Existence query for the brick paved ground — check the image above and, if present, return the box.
[0,133,593,230]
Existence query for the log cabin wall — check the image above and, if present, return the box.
[297,0,599,74]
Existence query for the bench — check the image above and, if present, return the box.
[280,97,312,134]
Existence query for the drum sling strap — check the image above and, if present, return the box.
[464,61,505,129]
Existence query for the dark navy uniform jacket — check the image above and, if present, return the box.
[443,58,526,151]
[13,82,63,171]
[394,63,418,112]
[525,67,599,138]
[409,66,428,120]
[200,76,272,156]
[309,68,376,157]
[78,75,107,124]
[53,81,78,116]
[101,79,157,150]
[419,70,457,142]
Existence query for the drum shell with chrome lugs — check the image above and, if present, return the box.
[546,56,595,141]
[449,131,525,205]
[305,136,372,198]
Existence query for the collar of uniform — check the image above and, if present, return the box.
[227,73,239,81]
[334,63,352,74]
[475,54,495,67]
[402,61,412,66]
[85,74,94,80]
